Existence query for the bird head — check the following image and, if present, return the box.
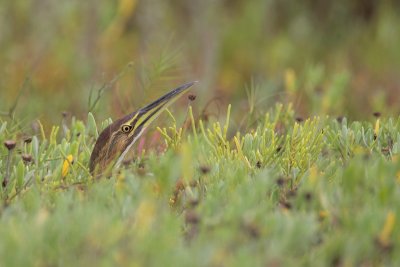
[89,81,196,175]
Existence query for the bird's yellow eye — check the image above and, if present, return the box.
[121,124,133,133]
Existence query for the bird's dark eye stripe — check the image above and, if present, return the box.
[121,124,133,133]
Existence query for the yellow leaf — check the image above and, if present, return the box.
[117,0,137,19]
[379,211,396,246]
[319,210,329,219]
[374,118,380,137]
[285,68,296,93]
[309,165,318,185]
[181,142,193,182]
[61,154,74,178]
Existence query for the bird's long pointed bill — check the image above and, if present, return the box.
[132,81,197,132]
[115,81,196,167]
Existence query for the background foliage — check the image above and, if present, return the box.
[1,0,400,123]
[1,1,400,266]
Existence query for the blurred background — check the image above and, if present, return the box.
[1,0,400,128]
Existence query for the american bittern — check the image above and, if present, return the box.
[89,81,196,174]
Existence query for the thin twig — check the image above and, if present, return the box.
[9,76,31,119]
[7,175,34,202]
[88,62,134,112]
